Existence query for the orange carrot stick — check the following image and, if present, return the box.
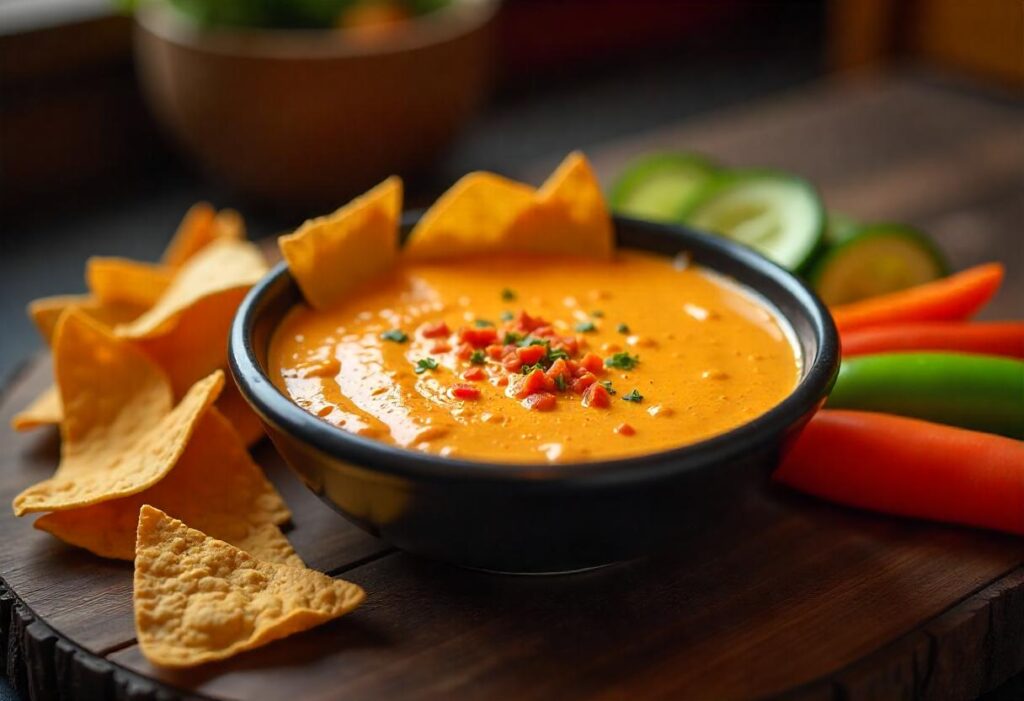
[774,410,1024,535]
[841,321,1024,358]
[831,263,1004,333]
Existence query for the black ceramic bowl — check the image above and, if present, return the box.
[230,215,839,573]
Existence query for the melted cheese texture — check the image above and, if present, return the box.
[270,250,800,463]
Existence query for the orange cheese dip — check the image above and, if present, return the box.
[270,250,800,463]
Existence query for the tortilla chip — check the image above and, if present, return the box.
[86,258,174,308]
[279,176,401,310]
[213,208,246,242]
[35,408,292,564]
[29,295,89,345]
[217,378,266,446]
[29,295,144,346]
[134,506,364,668]
[161,204,245,269]
[403,172,535,260]
[505,151,614,258]
[12,312,223,516]
[10,385,62,431]
[118,239,267,340]
[133,288,250,398]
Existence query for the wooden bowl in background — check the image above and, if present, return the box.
[134,0,498,208]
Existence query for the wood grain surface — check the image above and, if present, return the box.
[2,74,1022,701]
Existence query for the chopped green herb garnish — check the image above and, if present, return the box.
[474,319,494,328]
[547,348,570,362]
[501,288,517,302]
[503,331,523,345]
[622,389,643,403]
[380,329,408,343]
[616,323,630,334]
[500,310,514,322]
[469,349,486,365]
[590,310,604,318]
[517,336,549,348]
[575,321,597,333]
[414,357,439,374]
[520,362,545,375]
[554,375,567,392]
[604,352,639,370]
[599,380,616,395]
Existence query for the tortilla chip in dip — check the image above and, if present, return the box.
[279,176,402,310]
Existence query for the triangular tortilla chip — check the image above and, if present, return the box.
[86,258,174,308]
[35,408,293,564]
[166,205,247,269]
[29,294,145,347]
[279,176,401,310]
[504,151,614,258]
[163,202,215,267]
[134,506,364,668]
[10,385,62,431]
[212,208,246,242]
[15,295,149,432]
[117,239,267,340]
[161,204,245,268]
[216,377,266,446]
[132,288,250,398]
[12,312,223,515]
[402,172,535,260]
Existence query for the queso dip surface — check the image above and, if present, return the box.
[270,250,800,463]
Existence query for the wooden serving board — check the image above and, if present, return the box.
[3,74,1023,700]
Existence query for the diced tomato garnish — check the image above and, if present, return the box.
[571,372,597,394]
[430,341,451,354]
[459,327,498,348]
[521,392,556,411]
[493,376,509,387]
[552,336,579,357]
[533,325,554,337]
[502,354,523,372]
[508,368,548,398]
[486,344,505,359]
[420,321,450,338]
[451,384,481,400]
[581,383,611,408]
[462,367,485,381]
[454,342,474,360]
[516,344,546,365]
[615,423,636,436]
[580,352,604,375]
[546,358,571,386]
[515,311,547,332]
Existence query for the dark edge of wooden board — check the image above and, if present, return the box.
[1,578,203,701]
[4,562,1024,701]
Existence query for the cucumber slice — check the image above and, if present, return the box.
[809,224,949,306]
[681,171,825,271]
[609,153,716,222]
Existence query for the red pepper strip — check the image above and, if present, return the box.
[841,321,1024,358]
[831,263,1004,333]
[774,410,1024,535]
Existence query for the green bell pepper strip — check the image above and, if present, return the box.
[827,352,1024,438]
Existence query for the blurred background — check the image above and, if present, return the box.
[0,0,1021,382]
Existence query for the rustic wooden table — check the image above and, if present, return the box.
[1,74,1022,701]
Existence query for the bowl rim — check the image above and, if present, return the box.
[134,0,499,59]
[230,214,839,486]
